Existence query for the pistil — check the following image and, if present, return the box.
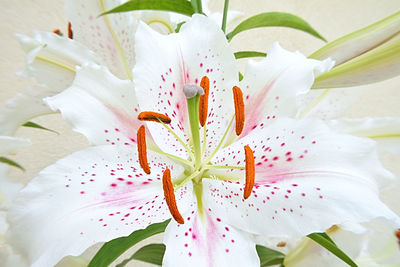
[183,84,204,168]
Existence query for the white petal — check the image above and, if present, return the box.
[163,198,259,267]
[7,145,192,267]
[16,31,102,91]
[0,136,30,155]
[0,86,55,135]
[328,117,400,155]
[139,11,176,34]
[296,87,362,120]
[46,64,141,146]
[66,0,136,80]
[0,136,30,208]
[134,15,238,158]
[206,118,399,237]
[239,42,334,137]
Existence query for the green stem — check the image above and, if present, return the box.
[205,165,245,170]
[221,0,230,33]
[191,0,203,14]
[186,95,202,168]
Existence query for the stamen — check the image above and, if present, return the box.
[396,229,400,246]
[199,76,210,127]
[137,125,151,174]
[138,111,171,124]
[68,22,73,39]
[232,86,245,135]
[53,29,62,36]
[244,145,255,199]
[163,168,184,224]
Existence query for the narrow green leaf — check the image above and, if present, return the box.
[117,243,165,267]
[307,232,358,267]
[226,12,326,42]
[310,11,400,66]
[256,244,285,267]
[234,51,267,59]
[88,220,170,267]
[238,72,244,81]
[23,121,58,134]
[0,157,25,171]
[101,0,195,17]
[221,0,230,33]
[313,36,400,88]
[175,21,186,33]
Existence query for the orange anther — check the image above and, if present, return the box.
[199,76,210,127]
[162,169,184,224]
[138,111,171,124]
[232,86,245,135]
[137,125,150,174]
[68,22,73,39]
[53,29,61,35]
[244,145,255,199]
[396,229,400,246]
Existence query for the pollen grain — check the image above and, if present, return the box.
[199,76,210,127]
[138,111,171,124]
[68,22,73,39]
[163,168,184,224]
[233,86,245,135]
[137,125,151,174]
[244,145,255,199]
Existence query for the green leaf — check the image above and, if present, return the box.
[88,220,170,267]
[307,232,358,267]
[310,11,400,66]
[23,121,58,134]
[234,51,267,59]
[175,21,186,33]
[238,72,244,81]
[101,0,195,17]
[312,36,400,89]
[256,244,285,267]
[190,0,202,14]
[117,243,165,267]
[226,12,326,42]
[0,157,25,171]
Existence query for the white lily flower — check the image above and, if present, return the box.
[7,15,399,267]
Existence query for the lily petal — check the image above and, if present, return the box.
[65,0,136,80]
[7,145,192,267]
[312,35,400,89]
[239,42,333,137]
[16,31,102,91]
[310,11,400,66]
[134,15,237,158]
[328,117,400,155]
[296,87,362,120]
[0,86,55,135]
[163,198,259,267]
[0,136,30,208]
[46,63,141,146]
[207,118,399,237]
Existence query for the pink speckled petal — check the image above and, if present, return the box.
[7,145,191,267]
[46,63,142,146]
[66,0,136,79]
[206,118,400,236]
[238,43,333,138]
[133,15,237,159]
[16,31,103,91]
[163,200,259,267]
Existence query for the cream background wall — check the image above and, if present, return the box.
[0,0,399,266]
